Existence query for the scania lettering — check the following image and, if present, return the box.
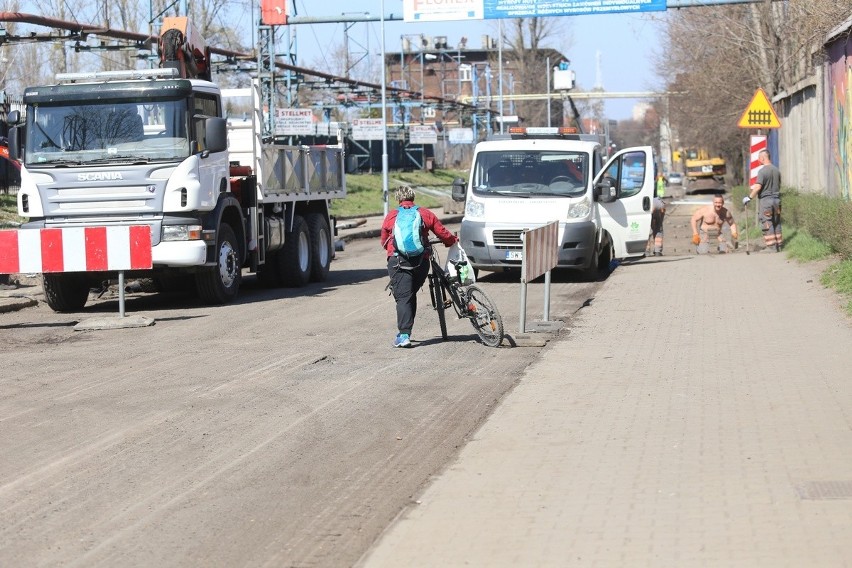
[78,173,125,182]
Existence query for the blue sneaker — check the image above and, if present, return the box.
[394,333,411,348]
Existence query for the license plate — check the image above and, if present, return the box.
[505,250,523,260]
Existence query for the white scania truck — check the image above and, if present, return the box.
[7,17,345,312]
[451,127,654,278]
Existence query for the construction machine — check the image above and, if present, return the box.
[683,148,726,186]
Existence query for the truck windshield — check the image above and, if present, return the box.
[26,99,189,166]
[471,150,589,197]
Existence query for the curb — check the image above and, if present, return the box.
[0,295,39,313]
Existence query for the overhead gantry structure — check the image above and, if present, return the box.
[0,11,479,139]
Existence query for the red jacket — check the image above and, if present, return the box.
[380,201,458,257]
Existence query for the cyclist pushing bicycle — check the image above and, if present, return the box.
[381,185,458,348]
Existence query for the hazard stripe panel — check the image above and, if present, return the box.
[749,135,768,186]
[0,226,153,273]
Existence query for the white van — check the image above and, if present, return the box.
[451,127,655,278]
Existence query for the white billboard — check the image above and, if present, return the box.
[403,0,483,22]
[448,127,474,145]
[352,118,385,141]
[275,109,313,135]
[409,125,438,145]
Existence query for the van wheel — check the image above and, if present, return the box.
[306,213,331,282]
[580,249,599,281]
[597,242,614,276]
[280,215,311,287]
[196,223,242,304]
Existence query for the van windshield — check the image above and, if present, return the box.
[471,150,589,197]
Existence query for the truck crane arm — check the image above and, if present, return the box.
[159,16,211,81]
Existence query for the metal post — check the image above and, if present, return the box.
[519,282,527,334]
[118,271,126,317]
[546,56,551,127]
[380,0,389,216]
[543,269,551,320]
[498,20,504,133]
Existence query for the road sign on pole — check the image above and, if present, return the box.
[738,88,781,129]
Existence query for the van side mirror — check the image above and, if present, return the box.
[594,177,618,203]
[451,177,466,202]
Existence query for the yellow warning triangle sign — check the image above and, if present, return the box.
[738,88,781,129]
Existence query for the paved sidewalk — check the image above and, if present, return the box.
[360,251,852,567]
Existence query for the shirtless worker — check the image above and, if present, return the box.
[690,194,739,254]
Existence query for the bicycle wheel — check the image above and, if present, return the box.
[429,274,448,340]
[464,285,504,347]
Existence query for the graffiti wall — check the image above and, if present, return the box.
[826,29,852,201]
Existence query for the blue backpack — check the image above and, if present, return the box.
[393,205,425,258]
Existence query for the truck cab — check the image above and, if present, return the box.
[451,127,655,277]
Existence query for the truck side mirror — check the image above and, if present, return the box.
[594,177,618,203]
[6,110,20,125]
[8,126,22,161]
[204,117,228,154]
[451,177,466,202]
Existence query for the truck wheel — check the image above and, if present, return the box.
[280,215,311,287]
[306,212,331,282]
[42,273,90,312]
[196,223,242,304]
[257,251,283,288]
[153,273,195,295]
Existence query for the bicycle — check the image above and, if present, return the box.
[426,240,504,348]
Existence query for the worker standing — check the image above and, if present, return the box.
[656,173,666,199]
[650,192,666,256]
[743,149,782,252]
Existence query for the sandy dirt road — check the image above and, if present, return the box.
[0,227,604,567]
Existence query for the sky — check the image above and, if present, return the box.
[288,1,665,122]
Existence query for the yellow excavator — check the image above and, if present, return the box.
[683,148,726,185]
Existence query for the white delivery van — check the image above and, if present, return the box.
[451,127,655,278]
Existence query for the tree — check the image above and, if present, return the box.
[658,0,852,181]
[501,17,571,127]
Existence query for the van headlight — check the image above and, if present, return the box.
[465,200,485,219]
[567,198,591,219]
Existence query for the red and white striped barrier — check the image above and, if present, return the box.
[522,221,559,284]
[0,226,152,274]
[749,135,767,186]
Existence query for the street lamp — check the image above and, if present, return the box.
[381,0,389,215]
[498,19,504,133]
